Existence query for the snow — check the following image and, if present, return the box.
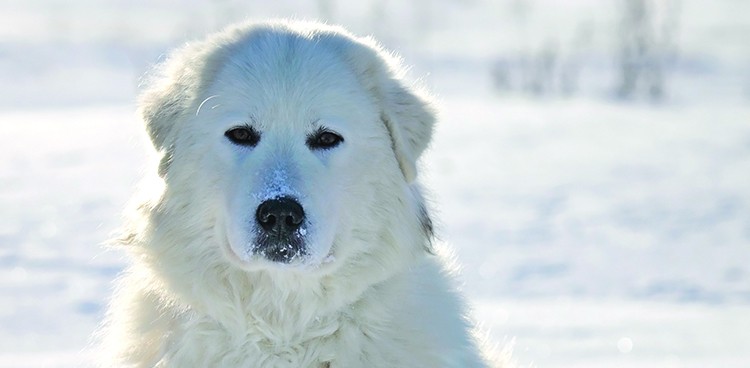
[476,298,750,367]
[254,166,300,201]
[1,0,749,367]
[429,98,750,303]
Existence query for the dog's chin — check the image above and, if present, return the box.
[221,236,337,274]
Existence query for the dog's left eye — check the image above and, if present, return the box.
[307,130,344,150]
[225,126,260,146]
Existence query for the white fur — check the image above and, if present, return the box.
[98,20,507,367]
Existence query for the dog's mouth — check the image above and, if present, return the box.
[221,223,337,271]
[252,226,308,263]
[221,239,337,272]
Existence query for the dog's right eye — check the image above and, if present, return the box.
[225,127,260,146]
[307,129,344,150]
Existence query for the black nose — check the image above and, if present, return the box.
[255,197,305,235]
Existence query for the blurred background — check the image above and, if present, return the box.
[0,0,748,367]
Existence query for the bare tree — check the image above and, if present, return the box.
[616,0,681,101]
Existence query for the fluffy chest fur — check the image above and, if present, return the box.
[109,256,486,368]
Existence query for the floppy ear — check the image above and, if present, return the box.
[139,83,185,151]
[378,77,435,183]
[138,83,186,177]
[336,35,436,183]
[137,36,238,177]
[137,54,195,177]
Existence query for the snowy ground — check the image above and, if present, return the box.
[1,0,749,367]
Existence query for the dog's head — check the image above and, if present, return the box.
[138,21,434,272]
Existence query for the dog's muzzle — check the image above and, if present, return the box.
[254,196,307,263]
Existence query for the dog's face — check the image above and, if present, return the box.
[200,55,389,271]
[139,22,434,273]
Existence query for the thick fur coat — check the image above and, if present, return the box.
[99,20,505,367]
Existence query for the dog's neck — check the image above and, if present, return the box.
[152,242,415,347]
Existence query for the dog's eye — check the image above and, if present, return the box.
[308,130,344,150]
[225,126,260,146]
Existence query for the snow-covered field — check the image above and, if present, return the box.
[1,0,749,367]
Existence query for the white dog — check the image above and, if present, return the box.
[99,20,507,367]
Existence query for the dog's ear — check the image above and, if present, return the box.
[138,57,194,177]
[339,36,436,183]
[378,76,435,183]
[140,83,184,151]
